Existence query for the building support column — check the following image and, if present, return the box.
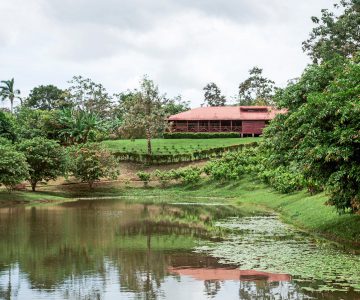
[197,120,200,132]
[230,120,233,131]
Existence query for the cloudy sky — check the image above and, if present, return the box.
[0,0,336,108]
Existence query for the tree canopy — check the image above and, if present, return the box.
[238,67,277,106]
[302,0,360,63]
[120,76,168,155]
[203,83,226,107]
[25,85,70,110]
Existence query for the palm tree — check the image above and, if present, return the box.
[0,78,21,113]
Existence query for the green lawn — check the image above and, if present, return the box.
[102,137,259,154]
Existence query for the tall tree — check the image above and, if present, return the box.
[0,78,21,113]
[203,83,226,107]
[238,67,277,106]
[24,85,70,110]
[302,0,360,63]
[67,76,112,118]
[120,76,168,155]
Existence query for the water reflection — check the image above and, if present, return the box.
[0,200,357,299]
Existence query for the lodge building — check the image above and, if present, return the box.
[168,106,284,137]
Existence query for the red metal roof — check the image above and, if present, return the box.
[168,106,285,121]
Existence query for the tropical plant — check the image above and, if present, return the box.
[57,109,103,145]
[0,78,21,113]
[69,143,119,189]
[17,137,66,191]
[0,144,29,191]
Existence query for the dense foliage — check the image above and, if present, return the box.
[0,111,16,142]
[0,144,29,191]
[24,85,69,110]
[302,0,360,63]
[17,137,66,191]
[263,56,360,212]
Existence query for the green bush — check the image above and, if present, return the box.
[176,167,202,185]
[164,132,240,139]
[68,143,120,189]
[204,148,258,182]
[0,144,29,191]
[136,171,151,187]
[154,169,173,187]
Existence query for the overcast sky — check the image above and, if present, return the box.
[0,0,336,108]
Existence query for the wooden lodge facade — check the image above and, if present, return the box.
[168,106,284,136]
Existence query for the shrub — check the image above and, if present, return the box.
[136,171,151,187]
[177,167,202,185]
[154,169,172,187]
[204,148,258,182]
[17,137,66,191]
[164,132,240,139]
[262,166,303,194]
[0,144,29,191]
[69,143,120,189]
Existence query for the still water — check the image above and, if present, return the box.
[0,199,359,300]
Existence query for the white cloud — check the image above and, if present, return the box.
[0,0,337,109]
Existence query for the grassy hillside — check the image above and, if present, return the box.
[102,137,259,155]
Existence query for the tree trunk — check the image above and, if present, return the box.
[31,181,37,192]
[146,129,152,155]
[88,180,94,189]
[10,96,14,114]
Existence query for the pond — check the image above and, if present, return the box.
[0,199,359,299]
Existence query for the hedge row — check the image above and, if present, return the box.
[163,132,240,139]
[112,142,257,164]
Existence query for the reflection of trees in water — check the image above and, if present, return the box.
[0,203,356,300]
[238,281,308,300]
[204,280,222,298]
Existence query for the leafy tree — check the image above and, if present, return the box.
[302,0,360,63]
[262,55,360,212]
[163,95,190,116]
[24,85,70,110]
[14,107,58,140]
[203,82,226,106]
[238,67,277,106]
[120,76,168,155]
[17,137,66,191]
[69,143,119,189]
[0,111,16,142]
[67,76,112,118]
[0,144,29,191]
[0,78,21,113]
[57,109,103,145]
